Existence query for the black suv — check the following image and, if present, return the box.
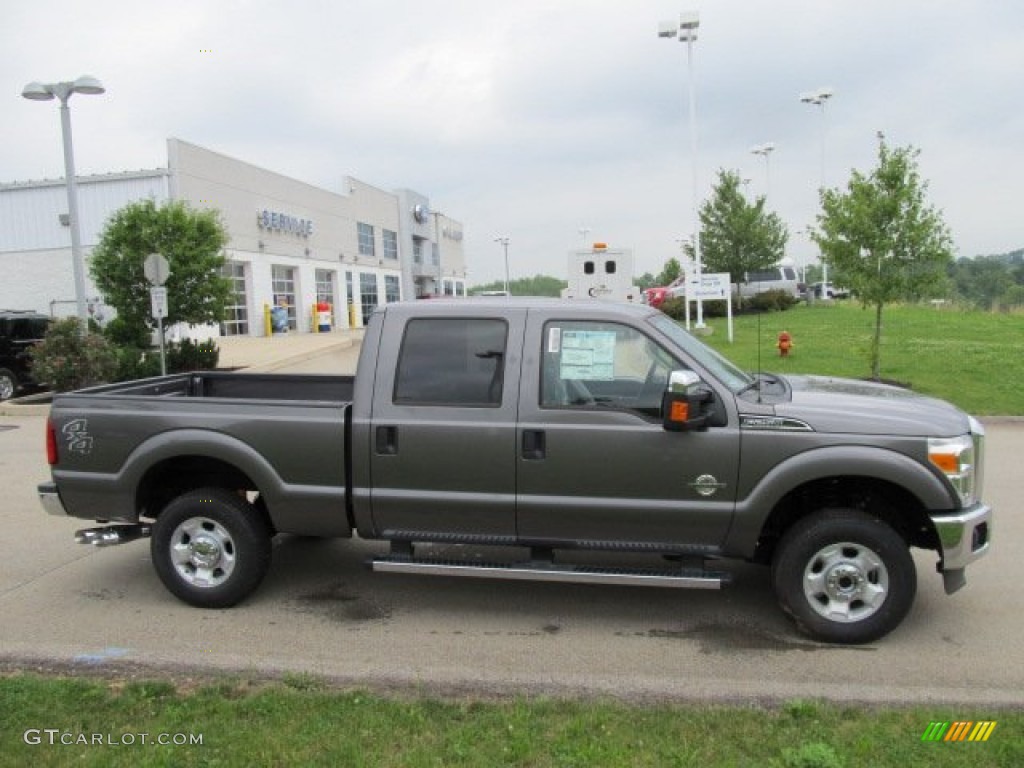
[0,310,50,401]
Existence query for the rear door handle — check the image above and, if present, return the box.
[522,430,546,460]
[375,426,398,455]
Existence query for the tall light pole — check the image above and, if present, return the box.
[493,236,510,296]
[22,76,105,331]
[800,86,833,290]
[750,142,775,201]
[659,11,704,328]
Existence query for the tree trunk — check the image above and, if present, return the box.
[870,302,883,380]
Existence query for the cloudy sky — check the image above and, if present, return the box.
[3,0,1021,283]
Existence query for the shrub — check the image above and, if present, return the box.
[747,289,799,313]
[659,297,729,321]
[29,319,119,392]
[112,339,220,382]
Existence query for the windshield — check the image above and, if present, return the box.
[648,314,754,393]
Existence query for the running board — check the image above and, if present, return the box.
[372,557,727,590]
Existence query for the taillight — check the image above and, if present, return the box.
[46,418,58,465]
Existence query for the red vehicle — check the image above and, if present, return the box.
[644,276,686,309]
[643,286,670,308]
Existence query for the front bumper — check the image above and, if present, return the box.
[38,481,67,517]
[930,502,992,593]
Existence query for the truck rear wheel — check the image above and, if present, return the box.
[771,509,916,644]
[151,488,271,608]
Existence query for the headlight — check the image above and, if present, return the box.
[928,432,978,507]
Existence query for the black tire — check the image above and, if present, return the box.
[0,368,17,401]
[151,487,272,608]
[771,509,916,644]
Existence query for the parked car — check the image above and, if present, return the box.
[0,310,49,400]
[810,282,851,300]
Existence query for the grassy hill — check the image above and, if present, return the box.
[697,302,1023,416]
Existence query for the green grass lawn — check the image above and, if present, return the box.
[1,674,1020,767]
[695,302,1024,415]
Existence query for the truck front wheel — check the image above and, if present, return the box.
[151,488,271,608]
[771,509,916,644]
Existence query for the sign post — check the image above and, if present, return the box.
[144,253,170,376]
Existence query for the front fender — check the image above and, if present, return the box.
[722,444,955,557]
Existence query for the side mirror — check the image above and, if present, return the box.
[662,370,710,432]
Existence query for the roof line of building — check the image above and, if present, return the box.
[0,168,170,191]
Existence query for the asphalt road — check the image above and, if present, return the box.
[1,352,1021,705]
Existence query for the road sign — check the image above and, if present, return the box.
[686,272,730,300]
[150,286,168,319]
[144,253,170,286]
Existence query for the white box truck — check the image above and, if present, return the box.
[561,243,640,303]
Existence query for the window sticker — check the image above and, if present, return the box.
[560,330,616,381]
[548,327,561,354]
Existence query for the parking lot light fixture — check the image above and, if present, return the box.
[22,76,106,331]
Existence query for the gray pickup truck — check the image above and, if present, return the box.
[38,299,991,643]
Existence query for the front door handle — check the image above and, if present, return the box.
[522,430,546,460]
[375,426,398,455]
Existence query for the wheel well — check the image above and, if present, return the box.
[136,456,272,531]
[752,476,940,565]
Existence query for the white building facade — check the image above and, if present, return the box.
[0,138,467,335]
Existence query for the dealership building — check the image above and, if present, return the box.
[0,138,467,335]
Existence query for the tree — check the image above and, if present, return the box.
[698,169,788,306]
[470,274,567,297]
[811,139,954,379]
[656,258,682,287]
[89,199,232,343]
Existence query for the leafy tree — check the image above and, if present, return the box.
[635,272,658,291]
[470,274,567,297]
[656,258,682,287]
[811,139,954,379]
[698,169,788,306]
[89,199,232,343]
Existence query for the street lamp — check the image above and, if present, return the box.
[659,10,704,327]
[493,236,510,296]
[800,86,833,289]
[750,142,775,201]
[22,75,105,331]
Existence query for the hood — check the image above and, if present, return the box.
[774,375,971,437]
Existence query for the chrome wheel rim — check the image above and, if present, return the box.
[169,517,237,588]
[803,541,888,623]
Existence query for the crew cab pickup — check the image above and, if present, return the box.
[38,300,992,643]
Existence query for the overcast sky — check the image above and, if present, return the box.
[3,0,1021,284]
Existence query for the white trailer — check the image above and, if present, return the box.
[561,243,640,303]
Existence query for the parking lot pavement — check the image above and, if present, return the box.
[1,408,1021,704]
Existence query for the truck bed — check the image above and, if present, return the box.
[46,371,354,536]
[71,371,355,403]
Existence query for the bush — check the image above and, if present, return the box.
[747,289,799,313]
[658,297,729,321]
[168,338,220,372]
[113,339,220,382]
[29,319,119,392]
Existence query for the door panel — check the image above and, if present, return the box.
[517,314,739,550]
[368,310,525,539]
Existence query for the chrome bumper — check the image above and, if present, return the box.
[38,481,68,517]
[930,503,991,592]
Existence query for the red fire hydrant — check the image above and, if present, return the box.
[777,331,792,357]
